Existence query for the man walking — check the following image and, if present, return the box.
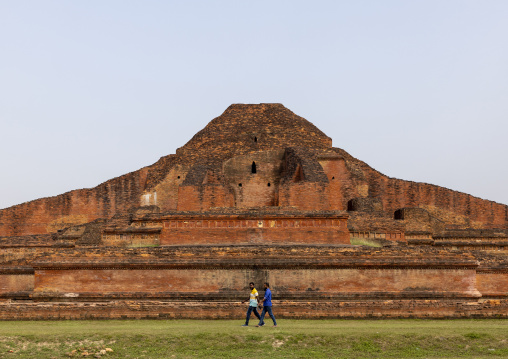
[242,282,263,326]
[256,282,277,327]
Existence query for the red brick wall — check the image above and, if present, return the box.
[160,217,350,245]
[476,270,508,297]
[0,244,504,319]
[0,273,33,296]
[34,269,242,295]
[366,176,508,228]
[229,178,278,208]
[150,164,189,211]
[279,183,331,211]
[319,157,353,211]
[32,266,478,300]
[271,268,479,298]
[0,169,148,236]
[223,150,284,208]
[176,185,232,211]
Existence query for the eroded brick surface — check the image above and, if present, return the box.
[0,104,507,319]
[1,104,506,236]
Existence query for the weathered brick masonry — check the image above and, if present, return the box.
[0,103,507,319]
[1,104,506,236]
[0,245,507,319]
[0,170,148,236]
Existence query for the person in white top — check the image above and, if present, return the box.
[241,282,263,326]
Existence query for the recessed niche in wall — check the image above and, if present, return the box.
[238,183,242,187]
[267,183,271,187]
[251,162,257,174]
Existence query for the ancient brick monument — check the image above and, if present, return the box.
[1,103,507,319]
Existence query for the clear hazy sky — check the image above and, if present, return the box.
[1,1,507,210]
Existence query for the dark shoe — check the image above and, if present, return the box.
[259,323,265,327]
[241,324,248,327]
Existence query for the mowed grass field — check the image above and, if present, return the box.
[0,319,507,358]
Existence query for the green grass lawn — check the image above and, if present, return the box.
[0,319,507,358]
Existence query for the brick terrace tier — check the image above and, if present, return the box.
[101,210,350,246]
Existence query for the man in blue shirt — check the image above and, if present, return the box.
[256,282,277,327]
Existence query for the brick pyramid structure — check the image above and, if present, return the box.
[1,103,506,238]
[0,103,507,319]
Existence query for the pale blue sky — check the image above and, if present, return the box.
[1,1,507,209]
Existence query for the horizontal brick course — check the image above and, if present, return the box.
[1,300,507,320]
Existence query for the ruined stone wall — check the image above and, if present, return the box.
[0,169,149,237]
